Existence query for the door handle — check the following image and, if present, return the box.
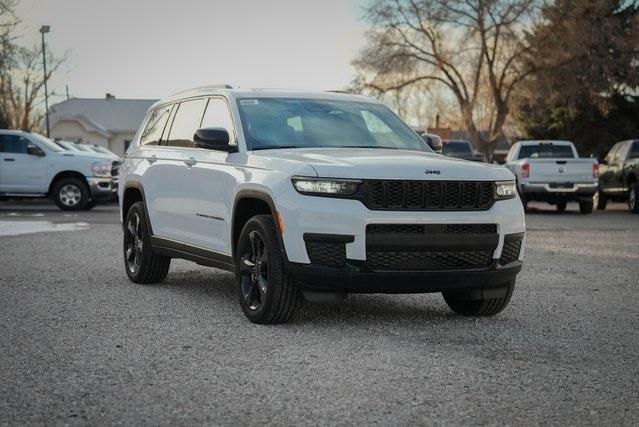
[184,157,197,167]
[4,158,15,161]
[147,155,158,164]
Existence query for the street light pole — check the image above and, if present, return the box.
[40,25,50,137]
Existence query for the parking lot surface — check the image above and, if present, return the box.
[1,200,638,425]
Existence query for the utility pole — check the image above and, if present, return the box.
[40,25,51,137]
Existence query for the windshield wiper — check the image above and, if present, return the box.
[251,145,302,151]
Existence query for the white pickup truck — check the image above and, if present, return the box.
[505,140,599,213]
[0,130,119,210]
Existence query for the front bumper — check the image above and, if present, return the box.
[287,260,522,294]
[87,177,118,201]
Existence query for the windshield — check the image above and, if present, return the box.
[31,133,63,152]
[237,98,430,152]
[518,144,574,159]
[443,140,473,155]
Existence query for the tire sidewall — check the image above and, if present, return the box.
[629,183,639,213]
[52,178,89,211]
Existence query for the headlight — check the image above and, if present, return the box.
[291,176,361,196]
[92,161,112,177]
[495,181,517,199]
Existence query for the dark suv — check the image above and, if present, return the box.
[597,139,639,213]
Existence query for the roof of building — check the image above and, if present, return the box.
[48,97,158,135]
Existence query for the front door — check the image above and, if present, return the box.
[0,134,48,193]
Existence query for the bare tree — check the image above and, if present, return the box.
[0,45,65,131]
[354,0,540,160]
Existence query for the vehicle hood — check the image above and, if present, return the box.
[251,148,514,181]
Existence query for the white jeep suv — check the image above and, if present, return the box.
[119,86,525,324]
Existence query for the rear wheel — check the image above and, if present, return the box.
[556,200,567,212]
[443,280,515,316]
[52,178,89,211]
[579,199,594,214]
[629,183,639,214]
[235,214,300,324]
[123,202,170,283]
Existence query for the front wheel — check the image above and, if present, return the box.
[629,183,639,214]
[235,214,300,324]
[443,280,515,316]
[52,178,89,211]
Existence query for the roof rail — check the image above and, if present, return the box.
[170,84,233,96]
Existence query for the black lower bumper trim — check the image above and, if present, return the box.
[286,260,522,294]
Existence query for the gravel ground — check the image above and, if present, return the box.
[1,200,638,425]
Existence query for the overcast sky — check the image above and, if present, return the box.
[16,0,368,102]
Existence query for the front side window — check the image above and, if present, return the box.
[237,98,429,152]
[0,134,28,153]
[201,98,234,134]
[629,141,639,160]
[141,105,172,146]
[517,144,574,159]
[166,98,207,148]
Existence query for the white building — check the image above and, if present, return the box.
[48,95,157,156]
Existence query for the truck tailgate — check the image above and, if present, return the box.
[527,159,595,183]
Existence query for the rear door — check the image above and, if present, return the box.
[149,98,210,245]
[0,134,48,193]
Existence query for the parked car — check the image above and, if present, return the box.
[0,130,119,210]
[442,139,485,162]
[505,140,598,213]
[420,133,443,153]
[119,86,525,324]
[597,139,639,213]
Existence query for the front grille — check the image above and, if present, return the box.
[500,233,524,265]
[363,180,494,211]
[305,241,346,268]
[111,161,121,177]
[367,223,497,235]
[367,250,494,271]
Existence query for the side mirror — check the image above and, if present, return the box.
[27,143,45,157]
[193,127,236,152]
[420,133,443,154]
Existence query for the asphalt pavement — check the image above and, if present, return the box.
[1,199,638,425]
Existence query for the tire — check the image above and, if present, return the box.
[123,201,171,284]
[443,280,515,316]
[556,200,567,212]
[235,214,300,324]
[579,199,594,214]
[594,190,607,210]
[83,199,98,210]
[629,183,639,214]
[52,177,89,211]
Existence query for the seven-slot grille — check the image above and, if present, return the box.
[363,180,494,211]
[366,223,499,272]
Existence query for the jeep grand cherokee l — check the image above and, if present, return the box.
[119,86,525,324]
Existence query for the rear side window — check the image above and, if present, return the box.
[0,134,29,153]
[140,105,172,146]
[166,98,207,148]
[518,144,574,159]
